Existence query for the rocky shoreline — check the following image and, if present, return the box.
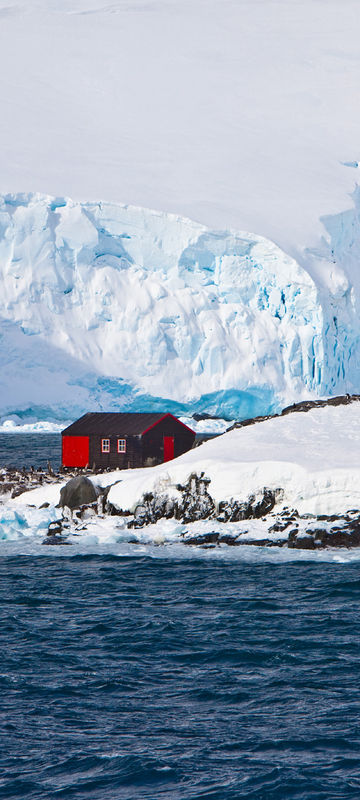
[37,473,360,550]
[3,396,360,550]
[181,510,360,549]
[2,466,360,551]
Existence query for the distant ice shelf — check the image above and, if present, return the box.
[1,191,360,422]
[0,417,230,435]
[0,420,67,434]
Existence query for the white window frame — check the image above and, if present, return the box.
[101,438,110,453]
[117,438,126,453]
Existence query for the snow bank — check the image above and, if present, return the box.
[102,403,360,517]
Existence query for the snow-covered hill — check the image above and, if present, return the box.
[102,401,360,519]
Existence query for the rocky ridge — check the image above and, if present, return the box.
[41,474,360,551]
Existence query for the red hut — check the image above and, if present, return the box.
[61,412,196,470]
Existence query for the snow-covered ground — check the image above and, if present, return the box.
[82,401,360,518]
[2,403,360,559]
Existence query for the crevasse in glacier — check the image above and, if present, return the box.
[0,191,356,422]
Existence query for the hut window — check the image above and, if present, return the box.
[118,438,126,453]
[101,439,110,453]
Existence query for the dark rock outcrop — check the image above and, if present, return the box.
[217,488,281,522]
[288,515,360,549]
[126,475,283,529]
[179,474,215,523]
[182,509,360,549]
[128,473,215,528]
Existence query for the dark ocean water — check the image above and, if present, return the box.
[0,434,61,470]
[1,557,360,800]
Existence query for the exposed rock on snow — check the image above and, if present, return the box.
[228,393,360,431]
[104,401,360,519]
[126,480,281,529]
[127,473,215,528]
[217,489,281,522]
[181,510,360,550]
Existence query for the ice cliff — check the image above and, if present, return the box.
[0,191,359,423]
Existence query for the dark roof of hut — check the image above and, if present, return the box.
[62,412,194,436]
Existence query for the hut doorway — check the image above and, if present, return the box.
[163,436,174,462]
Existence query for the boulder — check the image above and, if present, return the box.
[59,476,98,510]
[217,488,280,522]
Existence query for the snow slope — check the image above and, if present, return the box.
[104,401,360,518]
[10,401,360,517]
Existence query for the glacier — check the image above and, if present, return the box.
[1,191,360,423]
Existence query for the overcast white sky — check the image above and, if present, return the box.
[0,0,359,259]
